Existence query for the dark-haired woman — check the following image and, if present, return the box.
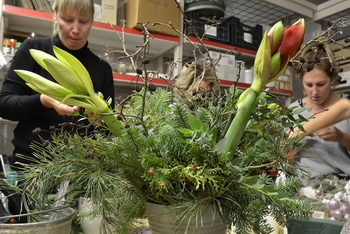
[289,43,350,183]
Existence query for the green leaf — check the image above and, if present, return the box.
[188,115,204,131]
[216,137,227,152]
[260,185,278,194]
[244,176,259,185]
[177,128,193,136]
[275,191,290,198]
[251,182,265,190]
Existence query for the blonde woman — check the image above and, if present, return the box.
[0,0,115,220]
[0,0,114,168]
[173,62,219,98]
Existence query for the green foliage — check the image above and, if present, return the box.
[17,87,312,233]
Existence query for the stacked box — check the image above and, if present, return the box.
[208,51,237,81]
[125,0,181,37]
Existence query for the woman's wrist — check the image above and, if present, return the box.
[339,131,350,149]
[40,94,57,109]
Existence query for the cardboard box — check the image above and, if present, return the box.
[101,0,117,25]
[125,0,181,37]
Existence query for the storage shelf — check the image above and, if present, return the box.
[113,73,174,87]
[113,73,292,96]
[183,35,256,65]
[186,35,256,55]
[2,5,180,57]
[2,4,292,97]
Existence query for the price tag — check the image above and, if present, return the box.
[313,210,325,219]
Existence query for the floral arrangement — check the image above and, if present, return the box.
[9,18,315,234]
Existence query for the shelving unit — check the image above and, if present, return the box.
[184,35,256,63]
[2,5,179,57]
[0,2,295,156]
[0,4,293,98]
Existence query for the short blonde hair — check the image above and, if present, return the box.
[174,62,218,98]
[52,0,94,35]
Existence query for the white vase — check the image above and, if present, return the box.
[78,197,104,234]
[145,202,228,234]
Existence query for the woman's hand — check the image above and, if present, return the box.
[317,126,350,149]
[40,94,79,116]
[316,126,342,142]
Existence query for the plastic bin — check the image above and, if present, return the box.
[227,16,263,51]
[184,12,230,44]
[287,217,345,234]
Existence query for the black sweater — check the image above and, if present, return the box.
[0,35,114,162]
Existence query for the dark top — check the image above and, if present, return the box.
[0,35,114,163]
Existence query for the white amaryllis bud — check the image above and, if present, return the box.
[15,46,122,137]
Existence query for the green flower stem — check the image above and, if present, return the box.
[100,109,122,137]
[222,88,259,161]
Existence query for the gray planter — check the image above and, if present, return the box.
[0,207,74,234]
[146,202,227,234]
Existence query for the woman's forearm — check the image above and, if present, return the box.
[302,98,350,136]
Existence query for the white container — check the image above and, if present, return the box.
[244,69,253,84]
[94,4,101,22]
[79,198,103,234]
[244,32,253,43]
